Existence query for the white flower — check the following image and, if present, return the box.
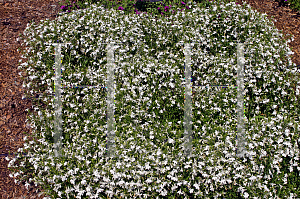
[145,178,153,184]
[145,162,151,170]
[70,179,76,185]
[24,181,30,190]
[160,189,168,196]
[168,138,175,144]
[14,172,20,178]
[243,192,250,198]
[14,179,19,184]
[177,189,183,195]
[61,175,67,181]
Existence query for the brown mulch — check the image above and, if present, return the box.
[0,0,77,198]
[0,0,299,198]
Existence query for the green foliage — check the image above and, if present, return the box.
[58,0,238,20]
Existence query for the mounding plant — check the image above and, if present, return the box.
[7,0,300,198]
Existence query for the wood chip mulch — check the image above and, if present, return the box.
[0,0,299,198]
[0,1,75,198]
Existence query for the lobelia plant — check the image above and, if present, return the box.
[7,0,300,198]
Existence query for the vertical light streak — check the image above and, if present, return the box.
[183,43,193,157]
[236,43,246,158]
